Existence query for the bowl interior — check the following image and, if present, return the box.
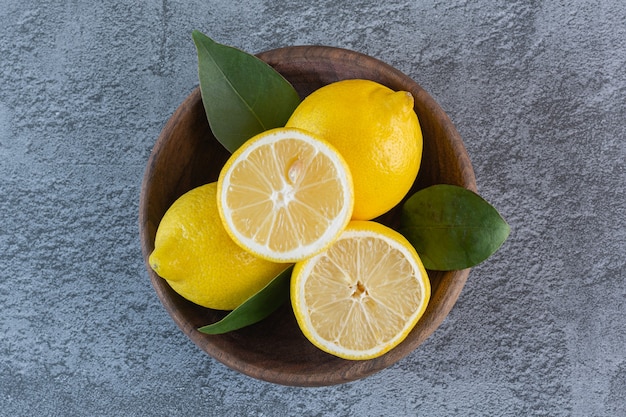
[139,45,476,387]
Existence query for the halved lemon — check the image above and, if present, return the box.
[217,127,354,263]
[291,221,430,360]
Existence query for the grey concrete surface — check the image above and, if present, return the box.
[1,0,624,415]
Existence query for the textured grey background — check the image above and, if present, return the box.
[1,0,625,416]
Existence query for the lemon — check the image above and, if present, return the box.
[291,221,430,360]
[286,79,423,220]
[149,182,287,311]
[217,127,354,263]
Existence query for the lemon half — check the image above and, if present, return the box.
[217,127,354,263]
[291,221,430,360]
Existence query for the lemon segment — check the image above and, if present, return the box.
[217,127,354,263]
[291,221,430,360]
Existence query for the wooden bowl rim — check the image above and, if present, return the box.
[139,44,476,386]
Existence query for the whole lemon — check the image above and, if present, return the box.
[286,79,422,220]
[149,182,287,310]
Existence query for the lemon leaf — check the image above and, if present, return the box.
[399,184,510,271]
[192,30,301,153]
[197,266,292,334]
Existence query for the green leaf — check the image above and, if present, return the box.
[192,30,301,152]
[399,184,510,271]
[197,266,293,334]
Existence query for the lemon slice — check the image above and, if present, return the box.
[291,221,430,360]
[217,127,354,263]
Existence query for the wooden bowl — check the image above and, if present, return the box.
[139,45,476,386]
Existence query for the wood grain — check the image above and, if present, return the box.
[139,45,476,386]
